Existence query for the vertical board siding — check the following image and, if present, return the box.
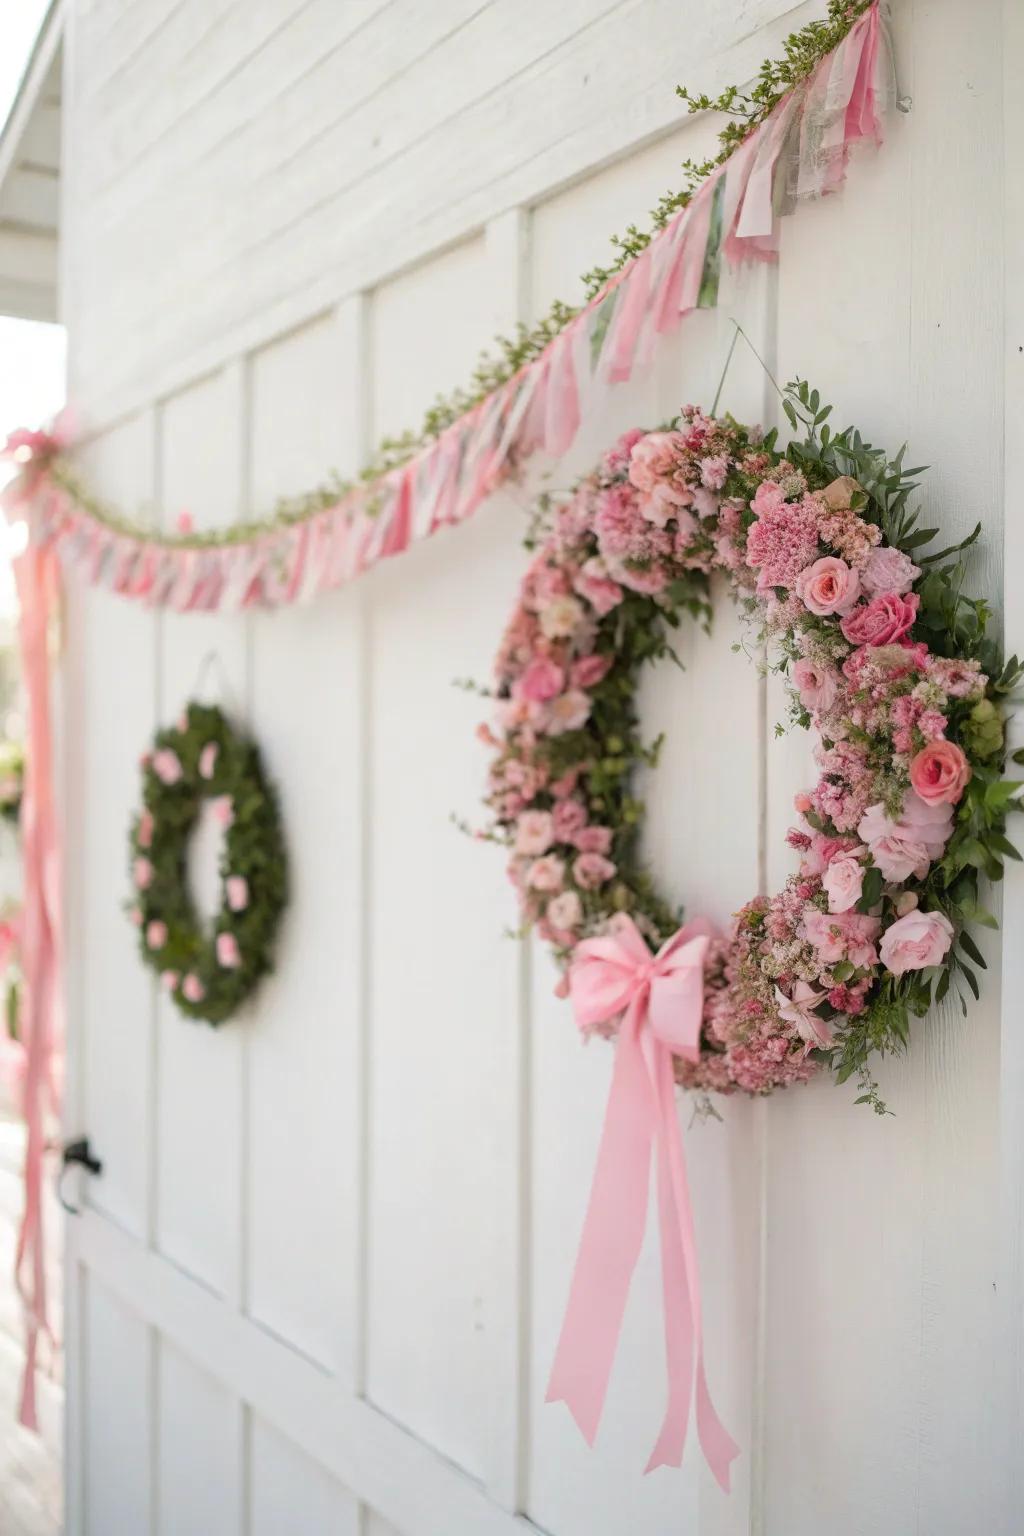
[82,1274,153,1536]
[246,312,366,1376]
[154,367,248,1304]
[76,415,159,1244]
[60,3,1019,1534]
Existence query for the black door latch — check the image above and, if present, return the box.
[59,1137,102,1214]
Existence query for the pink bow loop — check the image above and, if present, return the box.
[548,914,738,1489]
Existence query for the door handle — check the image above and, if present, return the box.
[58,1137,102,1215]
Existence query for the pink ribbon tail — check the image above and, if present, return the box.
[547,920,737,1484]
[545,996,653,1443]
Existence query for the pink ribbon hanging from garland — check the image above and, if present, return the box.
[12,543,62,1430]
[546,915,739,1485]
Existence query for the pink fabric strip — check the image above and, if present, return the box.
[12,547,61,1430]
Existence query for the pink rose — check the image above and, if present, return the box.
[570,654,612,690]
[879,909,954,976]
[514,657,565,704]
[909,739,971,806]
[547,891,583,933]
[152,749,182,785]
[792,657,839,713]
[545,690,591,736]
[216,932,242,969]
[861,544,921,597]
[774,981,832,1049]
[514,810,553,857]
[796,556,861,616]
[199,742,219,779]
[181,973,205,1003]
[160,970,179,992]
[133,856,154,890]
[822,849,867,914]
[146,920,167,949]
[858,792,953,881]
[839,592,919,646]
[552,799,587,842]
[226,876,249,912]
[573,852,616,890]
[138,810,154,849]
[628,431,682,493]
[573,825,613,855]
[801,909,880,968]
[527,855,565,892]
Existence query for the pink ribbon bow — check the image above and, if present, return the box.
[546,914,739,1487]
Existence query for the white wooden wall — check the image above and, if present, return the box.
[56,2,1024,1533]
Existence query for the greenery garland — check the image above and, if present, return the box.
[40,0,873,551]
[128,703,288,1025]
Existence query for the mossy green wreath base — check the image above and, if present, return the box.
[129,703,287,1025]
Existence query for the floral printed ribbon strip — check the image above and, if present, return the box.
[548,915,739,1485]
[4,6,893,612]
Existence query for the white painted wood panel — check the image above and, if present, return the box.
[157,1341,243,1535]
[75,415,158,1243]
[249,1415,360,1536]
[154,367,248,1298]
[360,239,524,1479]
[81,1275,152,1536]
[246,313,365,1374]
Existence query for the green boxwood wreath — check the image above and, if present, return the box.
[128,702,287,1024]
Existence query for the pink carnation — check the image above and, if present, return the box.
[226,876,249,912]
[146,920,167,949]
[138,810,154,849]
[133,856,154,891]
[745,497,820,589]
[699,455,729,490]
[800,909,880,968]
[182,973,205,1003]
[628,432,683,492]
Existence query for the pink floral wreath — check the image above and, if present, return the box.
[478,382,1019,1110]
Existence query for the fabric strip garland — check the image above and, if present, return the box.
[3,7,893,615]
